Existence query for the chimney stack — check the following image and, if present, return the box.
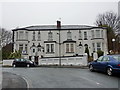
[57,20,61,29]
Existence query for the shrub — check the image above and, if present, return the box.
[97,50,104,58]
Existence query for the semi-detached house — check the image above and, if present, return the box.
[12,21,108,63]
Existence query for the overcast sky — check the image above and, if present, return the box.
[1,1,119,30]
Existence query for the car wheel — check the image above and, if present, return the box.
[89,65,94,72]
[27,64,30,68]
[107,67,113,76]
[13,64,16,68]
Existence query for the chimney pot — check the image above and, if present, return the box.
[57,20,61,28]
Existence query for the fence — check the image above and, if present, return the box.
[39,55,88,66]
[3,59,14,66]
[3,54,88,66]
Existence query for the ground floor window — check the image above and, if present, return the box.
[25,44,28,54]
[46,44,54,53]
[19,44,23,52]
[97,42,101,51]
[92,43,95,52]
[66,43,74,53]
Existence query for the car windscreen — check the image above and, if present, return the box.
[15,59,20,61]
[112,56,120,61]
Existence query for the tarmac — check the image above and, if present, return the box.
[2,72,27,89]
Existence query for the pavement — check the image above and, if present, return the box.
[2,65,89,69]
[2,72,27,89]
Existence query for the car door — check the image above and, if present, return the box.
[98,56,109,71]
[20,59,26,66]
[15,59,20,66]
[93,56,103,70]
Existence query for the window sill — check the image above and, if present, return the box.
[16,39,28,41]
[22,53,28,55]
[84,38,88,40]
[66,52,74,53]
[37,40,41,41]
[46,52,55,54]
[91,38,104,40]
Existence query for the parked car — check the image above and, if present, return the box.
[88,55,120,76]
[12,58,36,67]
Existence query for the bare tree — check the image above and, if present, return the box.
[95,11,120,34]
[95,11,120,54]
[0,27,12,48]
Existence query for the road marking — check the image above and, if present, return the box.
[96,82,100,85]
[6,72,30,89]
[22,76,30,88]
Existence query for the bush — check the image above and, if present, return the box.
[9,50,21,59]
[97,50,104,58]
[88,56,93,62]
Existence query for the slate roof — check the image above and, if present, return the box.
[12,25,105,31]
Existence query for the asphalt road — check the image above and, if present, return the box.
[2,72,27,88]
[2,67,120,88]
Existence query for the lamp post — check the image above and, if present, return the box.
[112,38,115,54]
[59,29,61,66]
[57,20,61,66]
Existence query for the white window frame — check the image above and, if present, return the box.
[19,44,23,52]
[46,43,55,53]
[19,31,24,40]
[97,42,101,51]
[33,31,36,41]
[38,31,41,41]
[79,30,82,39]
[96,30,100,38]
[66,43,75,53]
[84,31,87,40]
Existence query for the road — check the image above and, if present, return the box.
[2,72,27,88]
[2,67,120,88]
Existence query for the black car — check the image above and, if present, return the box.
[12,58,36,67]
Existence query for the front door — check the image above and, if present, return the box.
[34,56,39,65]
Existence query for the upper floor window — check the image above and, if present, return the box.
[79,30,82,40]
[67,31,72,40]
[96,30,100,38]
[38,31,41,41]
[16,32,18,40]
[48,31,53,41]
[33,31,35,41]
[84,31,87,40]
[101,30,103,38]
[25,31,28,40]
[19,31,24,40]
[91,30,94,39]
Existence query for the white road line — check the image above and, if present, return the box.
[22,76,30,88]
[7,72,31,89]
